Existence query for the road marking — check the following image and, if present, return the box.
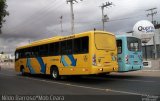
[23,76,149,96]
[0,73,15,77]
[84,76,156,83]
[0,72,155,96]
[108,78,156,83]
[114,78,156,83]
[142,70,160,72]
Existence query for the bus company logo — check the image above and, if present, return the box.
[138,26,155,33]
[98,58,101,63]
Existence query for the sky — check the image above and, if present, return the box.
[0,0,160,54]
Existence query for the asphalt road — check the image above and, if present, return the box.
[0,67,160,101]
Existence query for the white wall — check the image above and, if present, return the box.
[147,28,160,45]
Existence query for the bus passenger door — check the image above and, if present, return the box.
[117,39,124,71]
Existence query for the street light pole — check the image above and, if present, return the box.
[146,8,157,59]
[100,2,113,31]
[67,0,83,34]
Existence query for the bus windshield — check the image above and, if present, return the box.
[95,33,116,50]
[127,37,142,51]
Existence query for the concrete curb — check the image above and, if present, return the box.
[142,70,160,72]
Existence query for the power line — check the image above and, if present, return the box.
[9,0,58,32]
[146,7,157,24]
[9,0,62,33]
[100,1,113,31]
[10,1,64,35]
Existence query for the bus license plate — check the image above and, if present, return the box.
[134,61,138,64]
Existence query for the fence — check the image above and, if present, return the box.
[142,44,160,59]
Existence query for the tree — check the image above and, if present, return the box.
[0,0,9,33]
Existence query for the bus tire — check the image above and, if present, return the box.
[98,72,110,76]
[50,66,60,80]
[20,66,25,76]
[106,72,110,75]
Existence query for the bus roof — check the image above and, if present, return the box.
[16,31,115,50]
[116,34,140,39]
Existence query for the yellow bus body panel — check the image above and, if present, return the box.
[15,31,118,75]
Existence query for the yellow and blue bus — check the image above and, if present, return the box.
[15,31,118,79]
[116,35,143,72]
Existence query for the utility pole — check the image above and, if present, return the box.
[146,7,157,59]
[100,2,113,31]
[60,16,63,35]
[67,0,83,34]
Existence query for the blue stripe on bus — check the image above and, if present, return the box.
[36,57,46,74]
[61,55,77,67]
[67,55,77,66]
[61,56,69,67]
[26,58,35,74]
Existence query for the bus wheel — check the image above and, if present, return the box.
[50,67,60,80]
[98,73,107,77]
[20,66,25,76]
[106,72,110,75]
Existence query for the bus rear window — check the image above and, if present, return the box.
[95,33,116,50]
[127,37,142,51]
[116,40,122,54]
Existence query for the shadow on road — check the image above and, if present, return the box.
[15,73,148,85]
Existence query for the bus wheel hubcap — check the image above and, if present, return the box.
[52,71,57,78]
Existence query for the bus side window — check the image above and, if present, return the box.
[39,44,49,56]
[32,46,39,57]
[134,43,138,51]
[15,52,19,60]
[49,43,54,56]
[66,40,72,54]
[74,38,81,54]
[61,41,67,55]
[54,42,60,56]
[81,37,89,53]
[73,36,89,54]
[117,40,122,54]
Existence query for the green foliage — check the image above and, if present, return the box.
[0,0,9,33]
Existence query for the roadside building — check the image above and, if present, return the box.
[0,54,15,62]
[142,24,160,59]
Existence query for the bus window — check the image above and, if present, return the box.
[127,37,142,51]
[73,36,89,54]
[61,41,67,55]
[18,49,22,58]
[74,38,81,54]
[95,33,116,50]
[54,42,60,56]
[66,40,72,54]
[24,48,31,58]
[39,44,49,56]
[81,37,89,53]
[49,43,54,56]
[15,51,19,60]
[116,40,122,54]
[32,46,39,57]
